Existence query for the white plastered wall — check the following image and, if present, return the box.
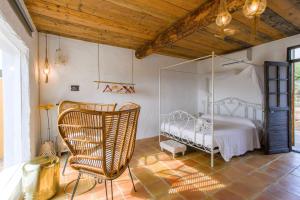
[39,34,198,141]
[40,32,300,141]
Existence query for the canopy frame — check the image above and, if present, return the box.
[158,52,263,168]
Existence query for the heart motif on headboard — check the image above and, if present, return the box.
[208,97,263,121]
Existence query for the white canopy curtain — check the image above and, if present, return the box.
[212,55,264,105]
[0,11,30,167]
[159,52,263,167]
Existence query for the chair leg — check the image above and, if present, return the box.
[105,180,108,200]
[110,180,113,200]
[62,152,70,176]
[128,166,137,192]
[71,172,81,200]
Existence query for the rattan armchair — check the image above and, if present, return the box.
[58,100,117,113]
[58,101,117,175]
[58,103,140,200]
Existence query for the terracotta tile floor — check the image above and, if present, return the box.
[53,137,300,200]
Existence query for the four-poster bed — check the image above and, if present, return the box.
[159,52,264,167]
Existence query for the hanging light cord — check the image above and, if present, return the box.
[131,50,134,84]
[46,34,48,59]
[97,42,101,89]
[58,36,61,49]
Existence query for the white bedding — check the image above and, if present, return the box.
[161,115,260,161]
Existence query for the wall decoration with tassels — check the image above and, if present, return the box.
[94,38,135,94]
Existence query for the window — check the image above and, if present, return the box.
[288,45,300,62]
[0,13,30,168]
[288,45,300,152]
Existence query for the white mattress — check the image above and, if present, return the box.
[161,115,261,161]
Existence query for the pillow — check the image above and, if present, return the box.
[202,114,255,127]
[195,118,210,132]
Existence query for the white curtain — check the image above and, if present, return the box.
[0,11,30,167]
[209,65,263,104]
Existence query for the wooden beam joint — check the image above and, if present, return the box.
[135,0,245,59]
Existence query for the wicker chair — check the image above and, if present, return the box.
[58,103,140,200]
[58,100,117,113]
[58,101,117,175]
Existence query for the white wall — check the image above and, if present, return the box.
[40,32,300,141]
[0,0,39,158]
[160,63,198,115]
[39,34,196,140]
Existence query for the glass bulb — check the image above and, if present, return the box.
[243,0,267,18]
[250,3,259,12]
[216,0,232,27]
[44,68,50,74]
[44,58,50,74]
[216,12,232,27]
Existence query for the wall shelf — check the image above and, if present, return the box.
[93,80,135,86]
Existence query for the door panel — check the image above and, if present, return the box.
[265,61,291,154]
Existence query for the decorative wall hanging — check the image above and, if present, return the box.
[55,36,67,66]
[94,41,136,94]
[99,81,135,94]
[44,34,50,83]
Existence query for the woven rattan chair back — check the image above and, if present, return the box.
[58,103,140,180]
[58,101,117,176]
[58,100,117,114]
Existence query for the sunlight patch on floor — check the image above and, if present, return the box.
[169,172,226,194]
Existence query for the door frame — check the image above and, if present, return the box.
[287,45,300,151]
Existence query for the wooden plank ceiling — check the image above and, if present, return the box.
[25,0,300,59]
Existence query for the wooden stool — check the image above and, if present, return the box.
[160,140,187,158]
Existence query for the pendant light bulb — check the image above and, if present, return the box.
[243,0,267,19]
[216,0,232,27]
[44,34,50,83]
[243,0,267,41]
[216,0,232,39]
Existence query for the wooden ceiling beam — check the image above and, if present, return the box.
[135,0,246,59]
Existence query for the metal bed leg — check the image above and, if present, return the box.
[128,166,137,192]
[62,152,70,176]
[70,172,81,200]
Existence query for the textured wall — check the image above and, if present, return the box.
[39,34,196,141]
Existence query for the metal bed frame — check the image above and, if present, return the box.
[158,52,263,167]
